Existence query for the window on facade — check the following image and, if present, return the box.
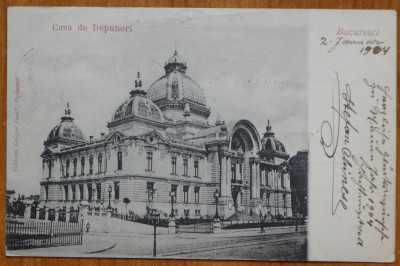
[89,156,94,174]
[98,154,103,173]
[281,174,285,188]
[183,159,188,176]
[87,183,92,200]
[194,187,200,203]
[171,157,177,174]
[96,183,102,200]
[60,164,64,177]
[79,184,84,200]
[72,185,76,200]
[147,182,154,201]
[114,181,120,200]
[117,151,123,170]
[73,158,77,176]
[231,163,236,181]
[194,161,199,177]
[171,184,178,203]
[239,164,242,180]
[266,171,269,186]
[66,159,70,176]
[81,157,85,175]
[45,185,49,200]
[147,152,153,171]
[260,169,263,186]
[183,186,189,203]
[64,185,68,200]
[48,161,52,178]
[283,194,287,207]
[184,209,190,217]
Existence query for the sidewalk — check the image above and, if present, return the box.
[6,234,116,257]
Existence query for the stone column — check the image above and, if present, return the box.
[256,163,260,198]
[251,163,257,198]
[261,169,265,186]
[24,204,31,219]
[55,207,59,221]
[202,158,207,180]
[220,155,227,196]
[236,163,241,181]
[45,207,49,220]
[226,156,231,196]
[66,208,71,222]
[36,208,40,220]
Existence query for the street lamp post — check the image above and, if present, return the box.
[107,184,112,210]
[168,190,176,234]
[212,189,221,233]
[214,189,220,220]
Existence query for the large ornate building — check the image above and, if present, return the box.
[38,51,293,221]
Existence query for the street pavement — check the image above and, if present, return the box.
[7,225,307,261]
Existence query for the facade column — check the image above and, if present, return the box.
[236,163,241,181]
[256,163,260,198]
[36,208,40,220]
[220,155,227,196]
[251,162,257,198]
[45,207,49,220]
[24,204,31,219]
[66,207,71,222]
[226,156,231,197]
[55,207,59,221]
[202,158,207,180]
[261,169,266,186]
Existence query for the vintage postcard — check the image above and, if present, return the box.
[6,8,396,262]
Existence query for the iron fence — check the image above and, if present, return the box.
[6,219,83,250]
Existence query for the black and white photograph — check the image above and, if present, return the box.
[6,8,396,262]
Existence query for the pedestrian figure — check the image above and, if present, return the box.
[260,216,265,233]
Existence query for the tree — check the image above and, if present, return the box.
[123,197,131,215]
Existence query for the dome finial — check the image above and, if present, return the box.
[266,119,272,132]
[135,71,142,88]
[65,102,71,116]
[215,114,222,126]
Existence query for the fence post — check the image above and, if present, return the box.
[80,220,83,245]
[49,221,53,246]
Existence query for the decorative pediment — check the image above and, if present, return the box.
[40,147,57,158]
[137,130,169,146]
[105,130,128,145]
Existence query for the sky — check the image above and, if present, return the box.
[7,8,308,196]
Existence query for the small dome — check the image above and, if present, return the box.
[46,103,86,145]
[261,120,286,153]
[111,96,164,123]
[111,72,164,124]
[167,50,185,65]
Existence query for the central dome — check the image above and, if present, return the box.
[147,51,210,123]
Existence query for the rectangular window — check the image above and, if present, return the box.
[147,182,154,201]
[183,159,188,176]
[64,185,68,200]
[96,183,102,200]
[79,184,84,200]
[72,185,76,200]
[48,161,52,178]
[45,185,49,200]
[231,163,236,181]
[266,171,269,186]
[89,156,94,174]
[266,193,270,206]
[60,164,64,177]
[283,194,287,207]
[183,186,189,203]
[98,154,103,173]
[171,184,178,203]
[171,157,177,174]
[114,181,120,200]
[117,151,123,170]
[73,158,77,176]
[66,159,70,176]
[147,152,153,171]
[281,174,285,188]
[239,164,242,180]
[87,183,92,200]
[194,187,200,203]
[81,157,85,175]
[184,209,190,217]
[194,161,199,177]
